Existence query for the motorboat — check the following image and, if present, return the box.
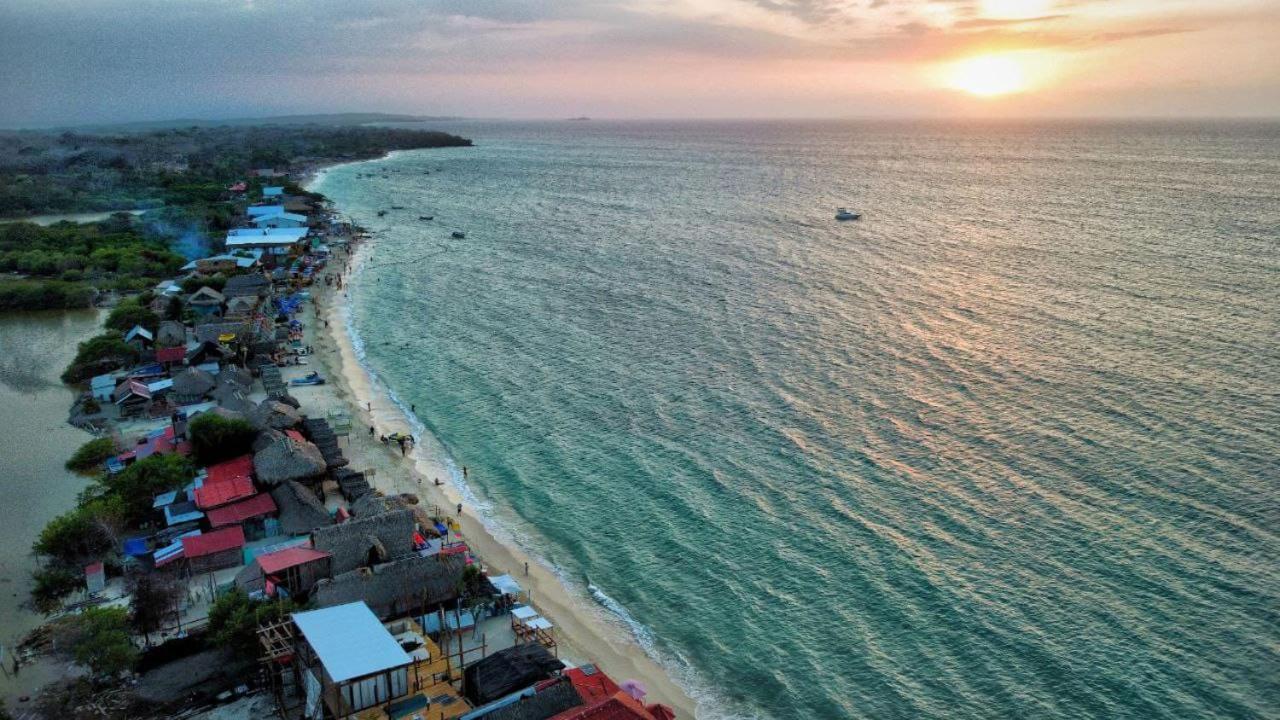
[377,210,387,217]
[835,208,861,221]
[451,231,466,239]
[290,371,326,386]
[419,215,434,221]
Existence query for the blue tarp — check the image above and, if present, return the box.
[123,537,149,557]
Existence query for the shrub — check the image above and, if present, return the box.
[188,413,257,465]
[207,588,301,661]
[66,437,117,473]
[103,300,158,333]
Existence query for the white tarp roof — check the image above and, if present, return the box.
[489,574,522,596]
[292,602,411,682]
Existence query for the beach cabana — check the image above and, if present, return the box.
[311,508,417,575]
[181,526,245,573]
[253,433,327,487]
[249,399,303,431]
[171,366,216,404]
[463,644,565,706]
[292,602,414,718]
[312,553,468,619]
[269,480,333,535]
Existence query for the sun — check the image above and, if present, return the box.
[944,55,1027,97]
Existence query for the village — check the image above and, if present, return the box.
[14,176,678,720]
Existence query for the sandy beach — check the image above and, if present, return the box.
[292,216,697,717]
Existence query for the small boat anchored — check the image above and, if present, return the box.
[835,208,861,221]
[451,231,466,239]
[419,215,434,221]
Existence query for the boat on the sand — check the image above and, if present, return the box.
[290,372,326,386]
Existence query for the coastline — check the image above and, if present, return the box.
[302,166,699,717]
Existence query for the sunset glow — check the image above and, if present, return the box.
[945,55,1028,97]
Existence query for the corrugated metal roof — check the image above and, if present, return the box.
[206,492,278,528]
[181,525,244,558]
[257,546,330,574]
[292,602,411,682]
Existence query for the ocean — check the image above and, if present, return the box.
[311,120,1280,720]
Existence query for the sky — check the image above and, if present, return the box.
[1,0,1278,127]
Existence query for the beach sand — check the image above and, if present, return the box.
[290,237,698,718]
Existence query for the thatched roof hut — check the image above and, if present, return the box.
[463,644,566,706]
[269,480,333,535]
[156,320,187,348]
[311,553,467,619]
[171,367,215,402]
[312,508,416,575]
[217,366,253,392]
[253,434,326,487]
[249,399,303,431]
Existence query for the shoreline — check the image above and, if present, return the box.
[303,164,699,717]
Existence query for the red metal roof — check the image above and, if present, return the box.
[206,492,278,528]
[564,667,622,705]
[257,546,331,575]
[156,346,186,363]
[181,526,245,558]
[285,429,306,443]
[206,454,254,484]
[194,475,255,509]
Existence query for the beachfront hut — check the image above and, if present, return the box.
[113,379,153,416]
[223,273,271,299]
[181,526,246,573]
[224,295,260,320]
[187,286,226,319]
[292,602,414,718]
[171,366,216,404]
[91,373,119,402]
[480,679,585,720]
[463,645,566,706]
[235,545,331,598]
[269,480,333,535]
[253,433,326,487]
[311,554,468,619]
[124,325,154,349]
[156,320,186,348]
[312,508,416,575]
[249,399,303,431]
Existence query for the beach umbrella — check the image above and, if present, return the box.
[621,680,647,701]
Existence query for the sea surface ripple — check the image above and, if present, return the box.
[314,120,1280,720]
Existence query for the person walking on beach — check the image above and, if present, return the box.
[456,502,462,516]
[524,561,529,576]
[369,425,375,436]
[463,466,468,479]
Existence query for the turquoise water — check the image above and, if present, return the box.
[313,121,1280,720]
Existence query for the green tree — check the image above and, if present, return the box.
[33,502,119,567]
[58,606,138,679]
[66,437,118,473]
[188,413,257,465]
[62,332,141,384]
[31,567,85,614]
[93,454,193,525]
[207,588,300,661]
[127,571,181,645]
